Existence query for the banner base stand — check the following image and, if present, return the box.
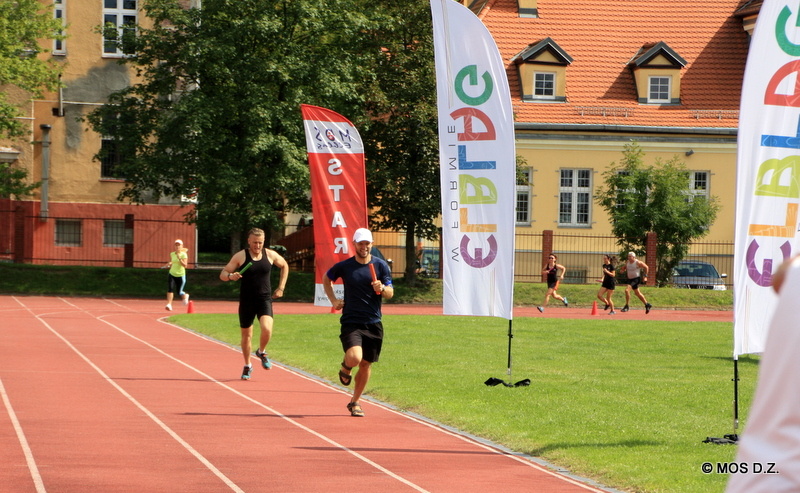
[702,434,738,445]
[484,377,530,387]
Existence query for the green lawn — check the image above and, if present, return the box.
[172,312,754,493]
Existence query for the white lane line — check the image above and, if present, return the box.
[18,298,245,493]
[0,377,46,493]
[65,297,429,493]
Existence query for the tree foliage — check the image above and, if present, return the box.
[0,0,64,138]
[360,0,440,284]
[86,0,370,244]
[0,0,63,198]
[0,162,39,199]
[595,142,720,285]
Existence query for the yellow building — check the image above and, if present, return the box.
[470,0,758,282]
[1,0,196,267]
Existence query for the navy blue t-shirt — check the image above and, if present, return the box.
[326,256,392,324]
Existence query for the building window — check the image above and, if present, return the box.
[516,169,532,225]
[533,72,555,99]
[103,0,137,56]
[647,76,671,103]
[53,0,66,55]
[103,220,127,247]
[689,171,709,201]
[559,169,591,226]
[55,219,82,246]
[100,137,124,179]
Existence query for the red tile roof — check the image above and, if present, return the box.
[474,0,751,129]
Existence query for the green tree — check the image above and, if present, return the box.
[595,141,720,285]
[359,0,440,285]
[86,0,369,247]
[0,0,64,197]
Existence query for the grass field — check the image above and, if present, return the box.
[172,312,755,493]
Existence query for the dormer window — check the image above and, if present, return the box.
[534,72,556,99]
[648,76,671,103]
[512,38,573,103]
[629,41,686,105]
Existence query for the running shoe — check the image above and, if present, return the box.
[537,306,544,313]
[645,303,652,314]
[241,365,253,380]
[255,349,272,370]
[165,304,172,311]
[562,297,568,306]
[603,304,609,310]
[621,305,629,312]
[609,310,616,315]
[183,293,190,305]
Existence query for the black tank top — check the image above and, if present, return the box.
[546,265,558,284]
[240,248,273,300]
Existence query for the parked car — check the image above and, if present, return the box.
[417,247,440,278]
[672,261,727,290]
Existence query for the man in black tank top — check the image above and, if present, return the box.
[221,228,289,380]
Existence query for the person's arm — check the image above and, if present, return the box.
[557,263,566,280]
[270,250,289,298]
[373,265,394,300]
[323,274,344,310]
[639,260,649,279]
[220,251,244,282]
[380,283,394,300]
[179,252,188,269]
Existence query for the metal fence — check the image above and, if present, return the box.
[0,209,195,268]
[284,226,734,288]
[2,208,735,287]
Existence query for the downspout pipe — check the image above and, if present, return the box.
[40,124,51,220]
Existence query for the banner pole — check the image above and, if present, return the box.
[506,319,513,377]
[733,357,740,438]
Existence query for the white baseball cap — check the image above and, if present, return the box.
[353,228,373,243]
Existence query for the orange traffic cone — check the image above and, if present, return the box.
[591,301,598,315]
[187,300,195,313]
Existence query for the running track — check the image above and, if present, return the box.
[1,296,729,492]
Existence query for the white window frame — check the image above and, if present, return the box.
[558,168,591,227]
[689,170,710,201]
[53,0,66,55]
[516,168,532,225]
[103,0,138,57]
[533,71,556,100]
[647,75,671,103]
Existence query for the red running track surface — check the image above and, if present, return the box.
[2,296,724,492]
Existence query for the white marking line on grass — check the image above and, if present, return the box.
[61,297,430,493]
[18,298,245,493]
[0,377,46,493]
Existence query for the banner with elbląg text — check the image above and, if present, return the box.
[734,0,800,356]
[301,104,368,306]
[430,0,515,319]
